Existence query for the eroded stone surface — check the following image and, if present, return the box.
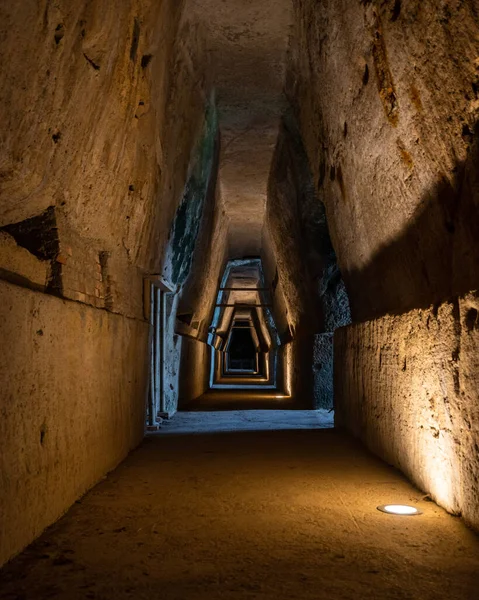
[289,0,479,320]
[0,0,210,565]
[0,280,149,566]
[335,291,479,530]
[1,0,479,573]
[313,333,334,409]
[0,0,208,316]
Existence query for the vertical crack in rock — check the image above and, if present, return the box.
[465,307,478,332]
[336,163,347,201]
[370,12,399,126]
[130,18,141,62]
[99,251,113,311]
[363,63,370,86]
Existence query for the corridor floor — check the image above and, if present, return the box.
[1,411,479,600]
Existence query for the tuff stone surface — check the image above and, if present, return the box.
[289,0,479,321]
[0,0,210,565]
[263,115,351,407]
[335,291,479,530]
[0,280,149,566]
[313,333,334,409]
[0,0,208,312]
[1,0,479,575]
[290,0,479,527]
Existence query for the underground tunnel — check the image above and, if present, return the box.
[0,0,478,598]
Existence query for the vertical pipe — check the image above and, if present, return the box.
[147,283,155,427]
[159,290,165,415]
[154,287,161,420]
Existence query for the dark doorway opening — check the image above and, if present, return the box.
[227,327,257,372]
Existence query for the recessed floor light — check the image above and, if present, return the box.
[377,504,422,516]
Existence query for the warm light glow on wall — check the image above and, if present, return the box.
[403,363,461,515]
[285,342,293,397]
[416,431,458,513]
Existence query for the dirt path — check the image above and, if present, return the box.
[1,413,478,600]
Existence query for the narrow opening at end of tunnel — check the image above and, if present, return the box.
[227,327,257,372]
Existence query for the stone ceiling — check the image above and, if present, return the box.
[187,0,292,258]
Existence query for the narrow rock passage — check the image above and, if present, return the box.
[1,413,478,600]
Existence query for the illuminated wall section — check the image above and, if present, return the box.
[335,291,479,530]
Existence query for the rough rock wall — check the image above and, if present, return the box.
[0,0,190,313]
[0,0,208,311]
[335,291,479,530]
[313,333,334,409]
[0,0,209,565]
[178,338,211,406]
[262,159,315,405]
[263,115,350,406]
[162,100,219,288]
[160,95,230,409]
[289,0,479,321]
[290,0,479,521]
[0,280,149,566]
[166,99,228,343]
[175,190,229,405]
[263,121,319,339]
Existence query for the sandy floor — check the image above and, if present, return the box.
[1,412,478,600]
